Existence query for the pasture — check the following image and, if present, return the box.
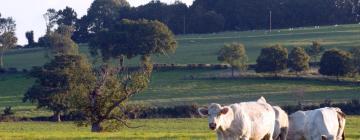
[0,24,359,139]
[0,117,359,140]
[2,24,360,69]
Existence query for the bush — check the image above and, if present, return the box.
[3,106,14,116]
[7,67,18,73]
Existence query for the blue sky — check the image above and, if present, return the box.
[0,0,194,45]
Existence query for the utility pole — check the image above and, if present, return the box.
[269,10,272,32]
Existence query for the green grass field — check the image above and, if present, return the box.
[2,24,360,69]
[1,69,360,117]
[0,24,359,139]
[0,117,359,140]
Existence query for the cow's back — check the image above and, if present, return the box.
[288,111,307,140]
[307,108,343,140]
[234,102,275,139]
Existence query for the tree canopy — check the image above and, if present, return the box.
[23,55,95,122]
[288,46,310,74]
[217,43,248,77]
[305,41,325,62]
[255,44,288,76]
[90,19,177,65]
[319,49,355,79]
[0,14,17,68]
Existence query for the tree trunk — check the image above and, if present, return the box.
[53,111,61,122]
[91,122,103,132]
[119,55,124,70]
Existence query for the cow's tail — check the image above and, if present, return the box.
[334,108,346,140]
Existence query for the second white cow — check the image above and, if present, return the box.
[272,106,289,140]
[198,97,276,140]
[287,107,346,140]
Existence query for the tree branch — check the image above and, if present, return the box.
[110,116,144,128]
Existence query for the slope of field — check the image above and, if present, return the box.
[0,117,359,140]
[1,69,360,118]
[2,24,360,69]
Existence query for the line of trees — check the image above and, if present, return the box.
[26,0,360,43]
[218,42,360,79]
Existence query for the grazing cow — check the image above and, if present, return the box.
[287,107,346,140]
[198,97,276,140]
[272,106,289,140]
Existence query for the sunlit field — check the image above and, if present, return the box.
[2,24,360,69]
[0,24,359,139]
[0,117,359,140]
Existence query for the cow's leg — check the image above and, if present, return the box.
[280,127,288,140]
[217,131,224,140]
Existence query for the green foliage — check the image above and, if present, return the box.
[288,46,310,73]
[305,41,325,62]
[56,6,77,26]
[25,31,35,47]
[217,43,248,77]
[90,19,177,62]
[3,106,14,116]
[23,55,95,121]
[255,44,288,75]
[86,0,130,33]
[0,15,17,68]
[72,65,150,132]
[47,25,79,56]
[189,10,225,33]
[0,32,17,68]
[319,49,355,78]
[349,47,360,73]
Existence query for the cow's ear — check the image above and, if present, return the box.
[198,107,208,116]
[220,107,229,115]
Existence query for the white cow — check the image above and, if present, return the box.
[272,106,289,140]
[198,97,276,140]
[287,107,346,140]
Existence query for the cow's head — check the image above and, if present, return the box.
[198,103,229,131]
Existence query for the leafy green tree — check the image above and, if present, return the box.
[72,64,151,132]
[217,43,248,77]
[43,9,58,33]
[350,47,360,73]
[288,46,310,75]
[255,44,288,76]
[319,49,355,80]
[23,55,95,122]
[87,0,130,33]
[56,6,78,26]
[305,41,325,62]
[73,0,131,43]
[46,25,79,56]
[25,30,35,47]
[90,19,177,67]
[0,15,17,68]
[76,19,176,132]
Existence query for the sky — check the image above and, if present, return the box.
[0,0,194,45]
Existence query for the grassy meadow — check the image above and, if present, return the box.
[0,24,359,139]
[2,24,360,69]
[0,117,359,140]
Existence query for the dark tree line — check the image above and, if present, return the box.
[68,0,360,43]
